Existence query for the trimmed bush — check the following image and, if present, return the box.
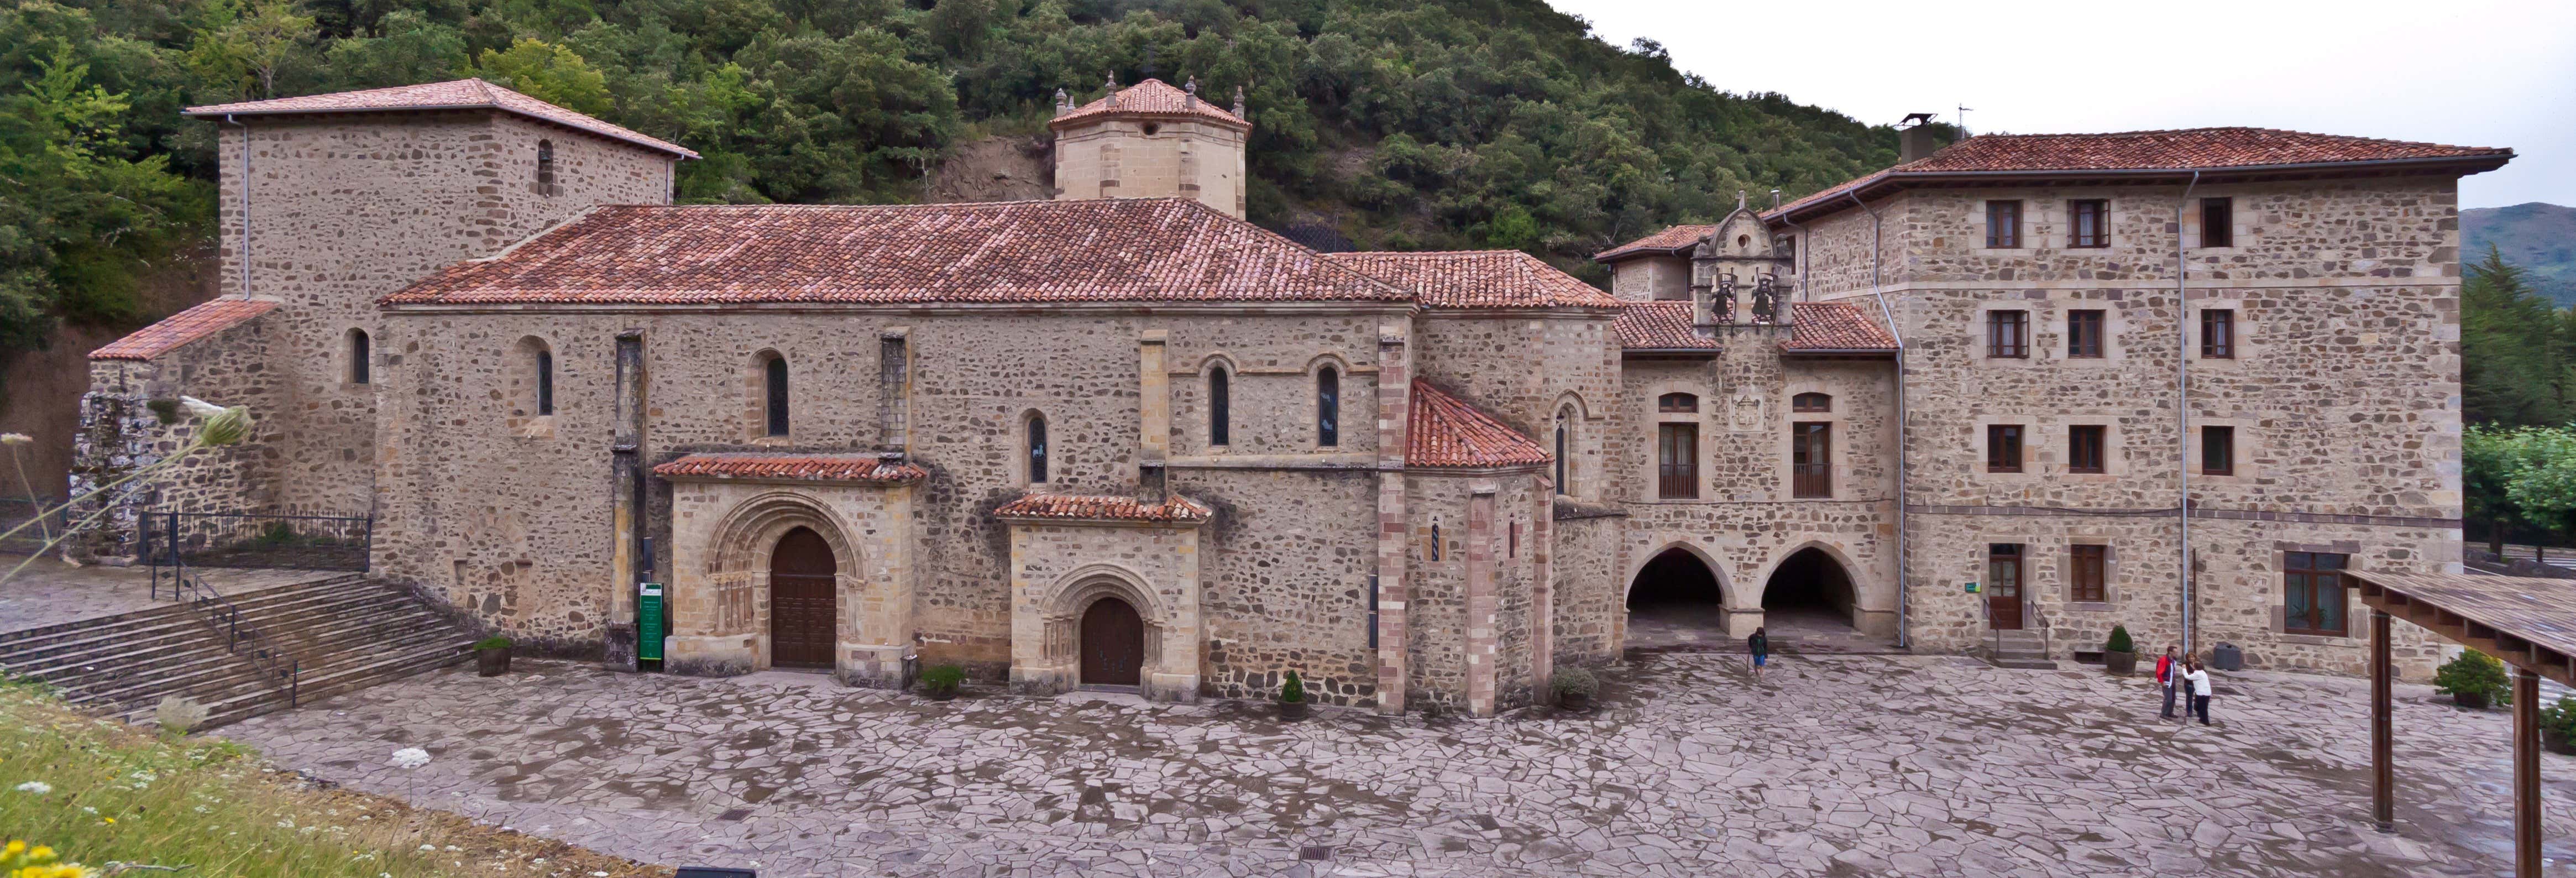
[1279,670,1307,704]
[2104,625,2134,654]
[2434,649,2513,707]
[1552,667,1599,697]
[918,664,965,696]
[471,635,513,651]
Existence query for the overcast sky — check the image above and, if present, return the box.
[1554,0,2574,209]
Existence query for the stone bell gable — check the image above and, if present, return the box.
[1050,76,1252,219]
[1689,196,1797,326]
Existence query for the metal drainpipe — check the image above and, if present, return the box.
[1842,190,1907,647]
[2176,170,2202,654]
[224,114,250,299]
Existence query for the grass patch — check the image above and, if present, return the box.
[0,680,666,877]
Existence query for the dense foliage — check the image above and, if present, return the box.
[2460,244,2576,548]
[0,0,1928,379]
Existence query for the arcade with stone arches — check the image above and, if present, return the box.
[1622,538,1891,652]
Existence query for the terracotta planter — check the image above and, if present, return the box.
[1279,700,1310,721]
[1558,692,1593,713]
[2103,650,2137,676]
[475,646,511,677]
[924,686,957,702]
[2453,691,2490,710]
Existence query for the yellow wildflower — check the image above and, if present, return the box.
[2,842,19,855]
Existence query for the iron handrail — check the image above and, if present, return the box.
[155,513,302,708]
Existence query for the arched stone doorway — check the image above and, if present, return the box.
[1762,546,1857,628]
[768,526,838,669]
[1626,546,1729,648]
[1079,595,1145,686]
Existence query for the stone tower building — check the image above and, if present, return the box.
[1050,77,1251,219]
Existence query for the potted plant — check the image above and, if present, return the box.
[918,664,964,701]
[1278,670,1311,720]
[473,635,512,676]
[1553,667,1599,713]
[2102,625,2138,676]
[2434,649,2511,709]
[2542,696,2576,755]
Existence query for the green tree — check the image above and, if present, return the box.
[184,0,317,101]
[2462,245,2569,426]
[470,38,612,116]
[2505,425,2576,557]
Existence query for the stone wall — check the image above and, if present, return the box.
[71,315,283,560]
[1051,117,1248,218]
[1547,506,1626,666]
[1608,257,1689,302]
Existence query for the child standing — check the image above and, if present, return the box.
[2183,658,2213,725]
[1747,626,1770,682]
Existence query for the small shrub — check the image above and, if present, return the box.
[2434,649,2513,706]
[1552,667,1599,697]
[2105,625,2135,654]
[252,521,301,546]
[153,695,210,735]
[1279,670,1306,704]
[471,635,512,651]
[918,663,965,696]
[2541,696,2576,741]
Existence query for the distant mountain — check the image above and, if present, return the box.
[2465,202,2576,306]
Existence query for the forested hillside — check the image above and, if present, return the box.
[2464,202,2576,306]
[0,0,1935,385]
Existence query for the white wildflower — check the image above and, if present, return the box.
[0,433,29,446]
[14,781,50,795]
[389,748,431,770]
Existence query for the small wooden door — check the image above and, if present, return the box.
[769,527,836,668]
[1986,543,2024,630]
[1080,597,1144,686]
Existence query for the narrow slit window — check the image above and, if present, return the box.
[347,330,370,384]
[1027,415,1049,483]
[1316,367,1339,447]
[535,349,554,416]
[1208,367,1231,447]
[1553,419,1569,495]
[536,139,556,195]
[763,354,789,437]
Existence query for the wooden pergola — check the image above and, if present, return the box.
[2352,571,2573,877]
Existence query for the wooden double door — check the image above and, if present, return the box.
[1079,597,1144,686]
[769,527,837,668]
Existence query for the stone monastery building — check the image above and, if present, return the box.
[74,76,2512,714]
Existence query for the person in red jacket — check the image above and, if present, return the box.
[2156,643,2182,720]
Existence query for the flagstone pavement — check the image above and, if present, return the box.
[221,651,2576,877]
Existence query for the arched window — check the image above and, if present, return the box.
[762,353,789,437]
[1429,522,1442,561]
[535,349,554,415]
[347,329,370,385]
[1026,415,1049,483]
[1554,420,1568,494]
[1793,392,1831,413]
[1657,393,1699,413]
[536,139,556,195]
[1207,367,1231,447]
[1316,366,1340,447]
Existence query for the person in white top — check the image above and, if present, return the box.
[2182,658,2214,725]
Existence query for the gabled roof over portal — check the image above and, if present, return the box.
[185,79,698,159]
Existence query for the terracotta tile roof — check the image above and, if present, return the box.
[90,299,279,362]
[1770,128,2509,224]
[1324,251,1619,309]
[993,493,1214,524]
[185,79,698,159]
[1408,380,1549,469]
[1782,302,1898,353]
[1051,79,1249,130]
[1612,301,1718,351]
[1594,224,1713,262]
[653,453,925,483]
[381,200,1409,306]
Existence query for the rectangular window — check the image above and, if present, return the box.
[1792,422,1831,499]
[1986,200,2023,248]
[2069,199,2109,248]
[2201,197,2234,248]
[2068,425,2106,474]
[1776,234,1798,269]
[1986,310,2029,358]
[2284,551,2350,636]
[1657,422,1699,499]
[2200,309,2235,359]
[2202,425,2234,476]
[2066,309,2104,358]
[1987,424,2024,473]
[2070,544,2107,602]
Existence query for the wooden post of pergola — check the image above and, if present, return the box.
[2352,571,2573,878]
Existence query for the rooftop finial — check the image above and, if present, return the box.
[1184,75,1198,109]
[1186,75,1198,95]
[1736,190,1747,211]
[1232,85,1245,120]
[1053,87,1070,117]
[1104,73,1119,110]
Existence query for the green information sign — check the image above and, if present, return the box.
[638,582,666,662]
[1963,581,1981,594]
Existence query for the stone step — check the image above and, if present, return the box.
[41,600,452,695]
[96,621,472,723]
[0,576,369,660]
[0,573,364,647]
[3,586,407,678]
[1988,657,2062,670]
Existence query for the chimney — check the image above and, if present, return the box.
[1104,73,1120,110]
[1184,75,1198,110]
[1898,113,1941,164]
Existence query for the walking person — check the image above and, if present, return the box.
[2156,644,2182,720]
[2183,657,2214,725]
[1747,625,1770,682]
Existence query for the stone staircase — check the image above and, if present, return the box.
[0,574,478,729]
[1986,629,2060,670]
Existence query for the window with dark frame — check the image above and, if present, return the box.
[534,349,554,416]
[2284,551,2350,636]
[2067,309,2105,358]
[348,330,370,384]
[2200,197,2234,248]
[1026,415,1049,483]
[1658,392,1698,413]
[1657,422,1699,499]
[2068,425,2106,474]
[536,139,556,195]
[1986,200,2023,248]
[1987,310,2029,358]
[1792,392,1831,412]
[1792,421,1831,498]
[1554,421,1568,495]
[2069,199,2109,248]
[1987,424,2024,473]
[2201,309,2236,358]
[1316,367,1340,447]
[1208,367,1231,446]
[763,354,789,436]
[2202,425,2235,476]
[2070,544,2107,602]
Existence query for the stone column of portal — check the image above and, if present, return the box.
[1373,324,1412,714]
[1138,331,1170,462]
[1530,479,1554,701]
[1465,482,1498,717]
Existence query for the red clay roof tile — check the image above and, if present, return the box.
[1782,302,1898,352]
[1408,380,1549,469]
[186,79,696,159]
[1324,250,1619,309]
[653,453,926,483]
[90,299,279,362]
[1050,79,1248,130]
[1612,301,1719,351]
[1594,224,1714,262]
[382,200,1409,306]
[993,493,1214,523]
